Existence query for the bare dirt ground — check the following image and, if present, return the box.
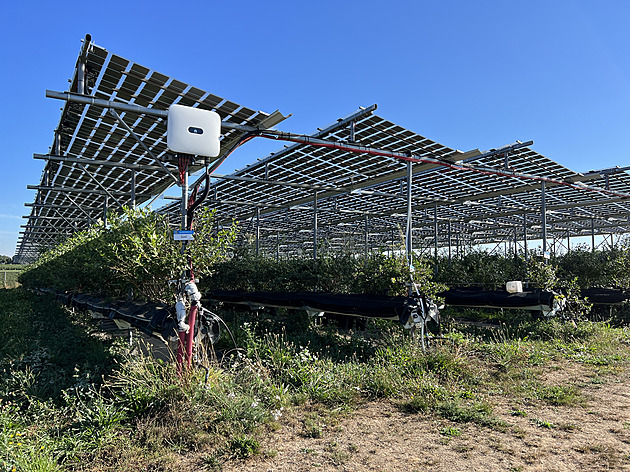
[215,364,630,472]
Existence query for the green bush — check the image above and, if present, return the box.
[19,207,236,302]
[205,252,444,298]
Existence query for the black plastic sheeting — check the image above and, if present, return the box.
[207,288,560,317]
[206,290,413,323]
[438,287,557,311]
[581,288,630,305]
[40,289,177,338]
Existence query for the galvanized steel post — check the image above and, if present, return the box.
[523,214,528,260]
[405,162,413,265]
[364,214,369,259]
[313,191,318,260]
[255,207,260,256]
[103,195,109,226]
[131,170,136,210]
[541,181,547,259]
[433,202,439,261]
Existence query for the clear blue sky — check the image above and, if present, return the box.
[1,0,629,257]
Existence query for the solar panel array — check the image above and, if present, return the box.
[15,37,630,262]
[16,37,279,261]
[158,109,630,258]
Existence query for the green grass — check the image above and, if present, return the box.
[1,288,630,471]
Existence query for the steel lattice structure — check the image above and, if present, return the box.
[16,36,630,263]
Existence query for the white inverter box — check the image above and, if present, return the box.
[167,104,221,157]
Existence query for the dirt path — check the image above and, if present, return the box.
[218,366,630,471]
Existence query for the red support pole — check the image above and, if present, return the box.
[185,304,198,367]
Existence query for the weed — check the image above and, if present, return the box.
[531,418,556,429]
[303,418,324,438]
[228,436,260,459]
[440,426,461,436]
[202,453,223,471]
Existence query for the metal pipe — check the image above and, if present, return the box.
[433,201,439,262]
[313,191,318,260]
[541,181,547,258]
[523,214,528,260]
[27,185,149,197]
[35,154,168,171]
[448,220,452,265]
[591,218,595,253]
[405,161,413,265]
[181,165,188,230]
[47,90,168,118]
[77,60,86,95]
[131,170,136,210]
[255,207,260,256]
[364,214,369,259]
[103,196,109,226]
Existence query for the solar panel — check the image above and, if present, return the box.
[16,37,630,263]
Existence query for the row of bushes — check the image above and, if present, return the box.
[19,207,630,306]
[432,244,630,290]
[204,252,443,297]
[19,208,236,302]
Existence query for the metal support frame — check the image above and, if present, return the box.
[447,220,452,264]
[405,162,413,265]
[131,170,137,210]
[255,207,260,256]
[181,164,189,231]
[108,108,180,185]
[433,202,439,261]
[364,214,369,259]
[78,163,123,207]
[541,181,548,258]
[313,191,318,260]
[523,214,528,260]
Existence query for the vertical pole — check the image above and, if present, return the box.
[566,232,570,254]
[447,220,452,266]
[541,181,547,260]
[591,218,595,253]
[523,214,528,260]
[405,162,413,266]
[349,120,356,142]
[433,202,438,261]
[313,191,318,260]
[276,231,280,262]
[181,167,188,231]
[131,170,136,210]
[103,195,109,226]
[255,207,260,256]
[364,214,369,260]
